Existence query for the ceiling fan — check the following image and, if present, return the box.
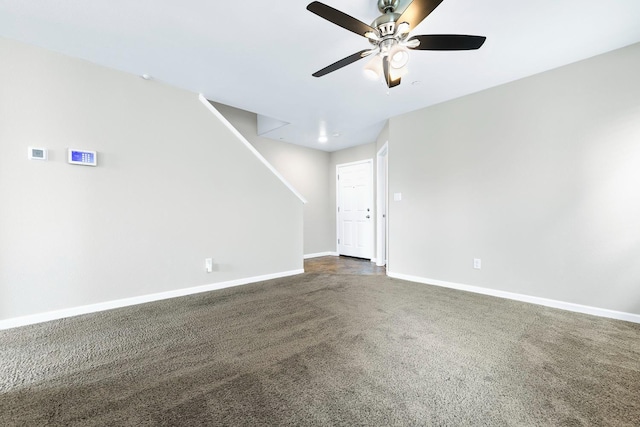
[307,0,486,88]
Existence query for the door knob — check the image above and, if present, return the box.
[366,215,370,219]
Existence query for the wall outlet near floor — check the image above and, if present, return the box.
[205,258,213,273]
[473,258,482,269]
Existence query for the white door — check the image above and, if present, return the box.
[337,160,373,259]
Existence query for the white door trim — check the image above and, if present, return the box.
[376,142,388,267]
[336,159,374,259]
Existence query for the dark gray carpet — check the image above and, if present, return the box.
[1,273,639,426]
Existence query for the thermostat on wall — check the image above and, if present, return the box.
[28,147,48,161]
[68,149,97,166]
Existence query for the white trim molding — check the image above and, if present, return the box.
[304,252,339,259]
[0,269,304,330]
[387,271,640,324]
[198,94,307,204]
[376,142,388,267]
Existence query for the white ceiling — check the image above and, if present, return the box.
[1,0,640,151]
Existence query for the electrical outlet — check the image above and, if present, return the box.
[205,258,213,273]
[473,258,482,269]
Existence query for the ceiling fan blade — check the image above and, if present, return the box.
[382,56,401,88]
[396,0,444,33]
[408,34,487,50]
[312,50,370,77]
[307,1,376,38]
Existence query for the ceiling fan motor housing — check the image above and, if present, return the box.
[372,12,401,37]
[377,0,399,13]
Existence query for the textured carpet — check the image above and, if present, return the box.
[1,273,639,426]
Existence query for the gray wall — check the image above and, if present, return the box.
[0,38,303,320]
[388,42,640,315]
[213,102,386,258]
[212,103,333,256]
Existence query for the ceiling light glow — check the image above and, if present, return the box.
[363,55,383,80]
[389,45,409,69]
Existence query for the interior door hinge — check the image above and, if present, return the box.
[338,206,340,212]
[338,238,340,244]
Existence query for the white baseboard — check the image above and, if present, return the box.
[387,271,640,324]
[0,269,304,331]
[304,252,339,259]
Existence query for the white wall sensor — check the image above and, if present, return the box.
[28,147,48,160]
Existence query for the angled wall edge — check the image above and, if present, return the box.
[198,94,307,204]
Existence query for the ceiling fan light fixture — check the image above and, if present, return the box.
[395,22,410,37]
[363,55,383,80]
[389,45,409,69]
[306,0,487,90]
[405,38,420,49]
[364,31,380,41]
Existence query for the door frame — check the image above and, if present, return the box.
[376,143,388,267]
[336,158,374,259]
